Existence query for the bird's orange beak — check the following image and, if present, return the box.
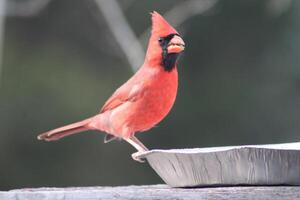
[167,35,185,54]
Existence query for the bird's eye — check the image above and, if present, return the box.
[158,38,163,43]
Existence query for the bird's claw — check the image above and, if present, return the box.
[131,151,146,163]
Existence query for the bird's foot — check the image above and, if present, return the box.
[131,151,146,163]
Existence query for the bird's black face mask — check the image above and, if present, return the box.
[158,33,185,72]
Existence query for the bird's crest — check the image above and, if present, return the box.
[151,11,178,37]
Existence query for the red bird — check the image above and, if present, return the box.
[38,11,185,162]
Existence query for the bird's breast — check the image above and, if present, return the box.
[129,68,178,132]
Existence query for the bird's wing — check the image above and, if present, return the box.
[100,82,146,113]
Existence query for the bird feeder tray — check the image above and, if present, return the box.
[137,142,300,187]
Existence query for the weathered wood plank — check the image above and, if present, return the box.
[1,185,300,200]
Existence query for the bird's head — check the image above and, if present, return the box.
[145,11,185,72]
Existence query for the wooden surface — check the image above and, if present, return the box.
[1,185,300,200]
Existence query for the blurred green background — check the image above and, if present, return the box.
[1,0,300,190]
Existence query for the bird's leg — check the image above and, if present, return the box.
[126,136,149,151]
[125,136,148,162]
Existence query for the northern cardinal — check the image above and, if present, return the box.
[38,11,185,162]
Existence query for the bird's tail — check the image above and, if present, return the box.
[37,117,94,141]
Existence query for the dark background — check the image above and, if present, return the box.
[1,0,300,190]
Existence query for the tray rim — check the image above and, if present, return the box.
[138,142,300,159]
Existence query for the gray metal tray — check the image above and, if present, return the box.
[137,142,300,187]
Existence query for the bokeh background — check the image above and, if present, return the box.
[1,0,300,190]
